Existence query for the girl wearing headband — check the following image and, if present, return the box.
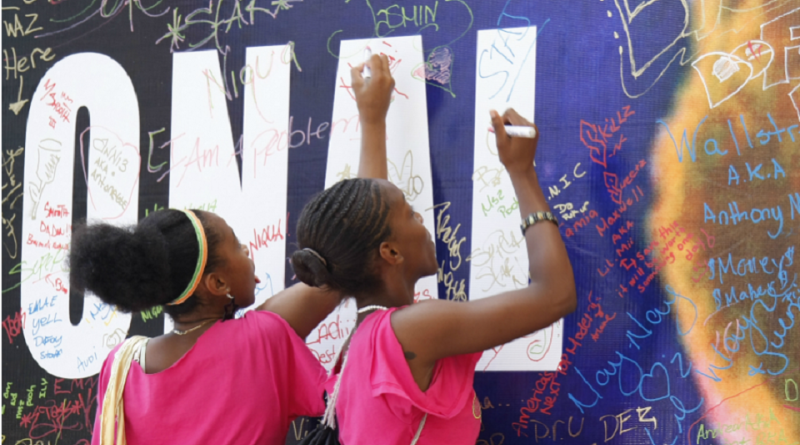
[70,207,343,444]
[291,56,577,443]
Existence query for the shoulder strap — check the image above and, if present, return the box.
[132,338,149,371]
[321,328,355,429]
[323,308,399,432]
[410,413,427,445]
[100,336,148,445]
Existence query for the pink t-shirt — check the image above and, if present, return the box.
[328,308,482,445]
[91,310,326,445]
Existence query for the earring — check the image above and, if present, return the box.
[223,292,238,321]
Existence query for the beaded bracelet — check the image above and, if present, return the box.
[520,211,559,235]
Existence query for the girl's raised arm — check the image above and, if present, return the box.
[391,109,577,366]
[351,53,394,180]
[257,54,396,339]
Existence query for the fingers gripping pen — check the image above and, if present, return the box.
[363,47,372,79]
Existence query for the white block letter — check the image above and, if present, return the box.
[23,53,139,378]
[471,27,563,371]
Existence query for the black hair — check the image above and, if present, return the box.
[291,178,392,295]
[68,209,224,319]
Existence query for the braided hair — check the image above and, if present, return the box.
[69,209,224,319]
[292,178,392,295]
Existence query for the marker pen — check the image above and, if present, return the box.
[363,47,372,79]
[488,125,537,138]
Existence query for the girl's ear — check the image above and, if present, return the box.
[202,272,229,297]
[379,241,404,265]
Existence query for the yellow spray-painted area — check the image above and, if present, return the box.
[649,1,800,443]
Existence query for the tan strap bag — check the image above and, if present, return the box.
[99,336,149,445]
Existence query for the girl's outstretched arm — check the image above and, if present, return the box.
[256,284,342,339]
[392,109,577,370]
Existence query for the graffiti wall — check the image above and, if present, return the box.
[2,0,798,443]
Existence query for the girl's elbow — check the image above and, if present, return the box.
[558,282,578,317]
[563,288,578,315]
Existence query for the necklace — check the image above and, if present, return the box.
[172,319,216,336]
[357,305,388,314]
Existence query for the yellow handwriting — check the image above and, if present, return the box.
[431,201,467,301]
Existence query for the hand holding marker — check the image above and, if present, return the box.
[363,47,372,79]
[362,48,536,140]
[364,49,537,140]
[488,125,537,138]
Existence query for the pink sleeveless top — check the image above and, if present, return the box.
[91,310,327,445]
[327,308,482,445]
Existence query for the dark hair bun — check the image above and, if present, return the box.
[291,249,331,288]
[293,179,391,295]
[69,222,172,312]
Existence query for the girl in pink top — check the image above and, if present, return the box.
[70,209,342,444]
[92,310,325,444]
[290,55,577,444]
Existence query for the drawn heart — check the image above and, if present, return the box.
[639,361,671,402]
[425,47,452,85]
[413,46,452,86]
[692,52,754,109]
[82,125,141,220]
